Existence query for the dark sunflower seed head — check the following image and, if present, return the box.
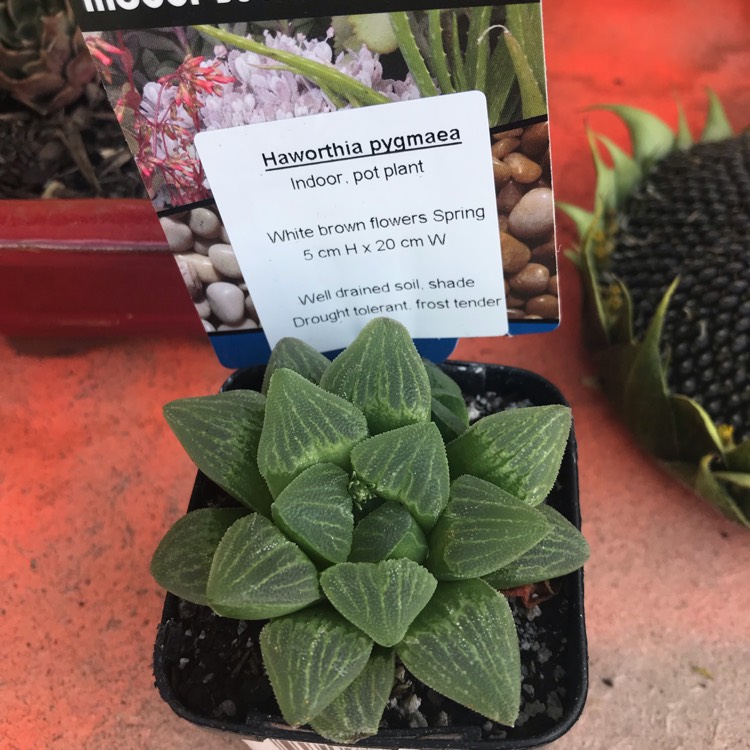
[608,132,750,440]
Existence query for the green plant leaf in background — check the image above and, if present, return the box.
[261,337,330,395]
[260,605,374,726]
[349,500,428,563]
[321,559,437,647]
[351,422,449,531]
[320,318,431,435]
[398,579,520,725]
[271,463,354,566]
[446,405,571,505]
[258,369,369,497]
[163,390,272,516]
[150,508,248,605]
[593,104,675,167]
[483,505,590,589]
[310,646,395,744]
[428,475,550,580]
[207,513,321,619]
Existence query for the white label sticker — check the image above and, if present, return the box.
[196,91,507,351]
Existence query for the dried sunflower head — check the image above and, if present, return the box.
[562,93,750,528]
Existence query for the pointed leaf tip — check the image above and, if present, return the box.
[319,317,431,434]
[261,606,373,727]
[594,104,675,167]
[398,580,521,725]
[701,89,733,143]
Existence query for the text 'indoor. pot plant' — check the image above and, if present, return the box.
[151,317,590,744]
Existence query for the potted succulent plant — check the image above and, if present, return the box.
[151,317,589,747]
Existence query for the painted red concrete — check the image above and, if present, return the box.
[2,1,749,748]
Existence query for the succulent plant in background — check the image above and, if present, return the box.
[151,317,589,743]
[561,94,750,527]
[0,0,97,113]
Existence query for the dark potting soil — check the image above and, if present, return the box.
[0,89,146,200]
[156,388,573,741]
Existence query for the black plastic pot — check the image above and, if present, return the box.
[154,362,588,749]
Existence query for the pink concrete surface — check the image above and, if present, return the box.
[2,0,749,748]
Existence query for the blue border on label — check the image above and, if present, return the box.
[209,331,458,369]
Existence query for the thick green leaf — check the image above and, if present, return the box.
[272,463,354,566]
[258,369,369,497]
[428,475,550,580]
[483,505,590,588]
[423,359,469,434]
[163,391,272,515]
[701,89,733,143]
[349,500,428,563]
[311,646,395,744]
[397,579,520,725]
[150,508,247,605]
[351,422,449,530]
[206,514,320,619]
[431,396,469,441]
[446,406,571,506]
[595,104,675,167]
[321,560,437,647]
[260,605,373,726]
[319,318,431,435]
[262,337,331,395]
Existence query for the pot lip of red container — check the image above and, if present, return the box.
[0,198,170,252]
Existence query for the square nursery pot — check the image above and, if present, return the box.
[153,361,588,749]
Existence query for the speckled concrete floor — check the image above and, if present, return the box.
[2,0,749,748]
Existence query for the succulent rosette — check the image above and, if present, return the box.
[151,318,589,743]
[0,0,96,113]
[561,94,750,527]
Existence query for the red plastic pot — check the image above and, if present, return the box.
[0,199,203,337]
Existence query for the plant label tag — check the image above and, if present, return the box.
[195,91,507,351]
